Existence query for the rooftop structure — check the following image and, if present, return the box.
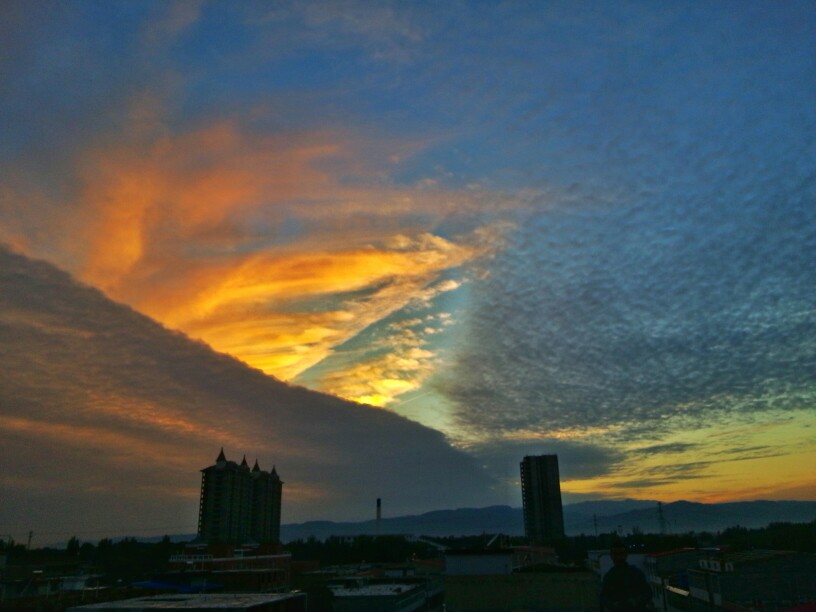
[68,592,305,611]
[686,550,816,609]
[328,578,437,612]
[445,549,515,576]
[444,566,599,611]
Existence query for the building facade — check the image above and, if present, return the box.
[686,550,816,610]
[520,454,565,543]
[198,449,283,544]
[643,548,698,610]
[444,550,599,612]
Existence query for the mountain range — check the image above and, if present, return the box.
[279,499,816,541]
[50,499,816,546]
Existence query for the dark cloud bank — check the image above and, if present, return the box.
[0,246,496,540]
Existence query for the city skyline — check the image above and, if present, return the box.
[1,2,815,540]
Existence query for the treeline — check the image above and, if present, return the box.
[1,520,812,574]
[382,520,816,565]
[284,534,437,564]
[0,536,186,582]
[555,519,816,562]
[718,520,816,552]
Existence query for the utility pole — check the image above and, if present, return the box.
[593,514,598,537]
[27,531,33,550]
[657,502,667,535]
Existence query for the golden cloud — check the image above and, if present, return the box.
[171,238,479,381]
[4,117,520,399]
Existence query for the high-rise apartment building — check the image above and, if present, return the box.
[520,454,565,543]
[198,449,283,544]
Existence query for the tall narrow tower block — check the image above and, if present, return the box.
[520,454,565,543]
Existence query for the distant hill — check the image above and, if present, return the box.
[281,505,520,542]
[279,500,816,542]
[586,500,816,536]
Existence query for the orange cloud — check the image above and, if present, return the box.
[4,115,521,400]
[724,480,816,502]
[76,122,340,293]
[168,238,481,380]
[562,437,814,504]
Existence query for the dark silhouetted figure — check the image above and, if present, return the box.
[600,539,653,611]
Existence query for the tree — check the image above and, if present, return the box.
[67,536,80,556]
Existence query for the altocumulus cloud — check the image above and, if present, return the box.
[439,195,816,443]
[434,2,816,447]
[0,246,497,540]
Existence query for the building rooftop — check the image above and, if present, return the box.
[702,549,795,564]
[71,593,303,609]
[330,583,421,597]
[647,547,697,558]
[445,548,514,556]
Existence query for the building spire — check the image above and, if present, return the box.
[253,459,260,472]
[216,447,226,462]
[240,455,249,468]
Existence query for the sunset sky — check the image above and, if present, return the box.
[1,1,815,540]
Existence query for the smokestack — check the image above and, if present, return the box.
[376,498,382,536]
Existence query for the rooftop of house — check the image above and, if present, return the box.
[330,582,422,598]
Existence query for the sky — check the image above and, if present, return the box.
[1,1,815,541]
[1,245,495,539]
